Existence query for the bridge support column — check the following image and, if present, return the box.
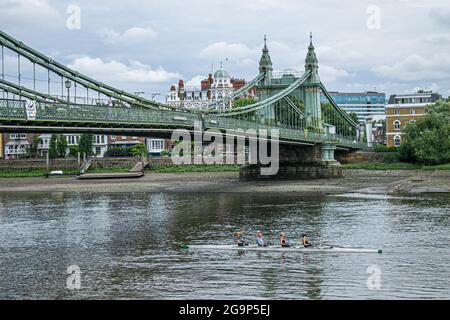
[239,143,342,180]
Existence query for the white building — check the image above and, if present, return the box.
[210,63,233,109]
[36,134,109,157]
[4,133,30,159]
[166,63,248,110]
[146,138,166,156]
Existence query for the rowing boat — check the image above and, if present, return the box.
[184,244,382,254]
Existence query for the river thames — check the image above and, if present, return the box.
[0,191,449,299]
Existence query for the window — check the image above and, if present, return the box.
[394,135,401,147]
[9,134,27,139]
[410,109,416,115]
[409,120,416,124]
[394,109,400,115]
[394,120,401,130]
[95,147,101,155]
[111,135,116,140]
[149,139,164,151]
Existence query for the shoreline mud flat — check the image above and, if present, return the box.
[0,170,449,195]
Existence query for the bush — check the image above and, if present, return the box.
[104,148,131,157]
[383,153,400,163]
[401,100,450,165]
[374,144,397,153]
[160,150,170,157]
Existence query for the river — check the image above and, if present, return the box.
[0,191,449,299]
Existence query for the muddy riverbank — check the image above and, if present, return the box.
[0,169,449,194]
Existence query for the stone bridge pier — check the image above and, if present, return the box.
[239,143,342,180]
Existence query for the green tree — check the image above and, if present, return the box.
[129,143,148,158]
[79,133,93,156]
[56,134,67,157]
[234,97,256,108]
[26,136,42,158]
[69,145,79,158]
[400,100,450,165]
[348,112,359,124]
[48,134,59,159]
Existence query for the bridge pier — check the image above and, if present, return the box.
[239,143,342,181]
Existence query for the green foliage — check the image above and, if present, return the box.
[129,143,148,157]
[69,145,79,158]
[56,135,67,157]
[160,150,170,157]
[374,144,398,152]
[26,136,42,158]
[104,148,132,157]
[78,133,93,156]
[321,102,357,137]
[401,100,450,165]
[49,134,67,159]
[348,112,359,124]
[234,97,256,108]
[382,153,400,163]
[343,161,450,171]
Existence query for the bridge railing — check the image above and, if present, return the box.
[0,99,368,149]
[0,99,199,127]
[204,115,367,149]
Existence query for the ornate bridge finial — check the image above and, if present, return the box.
[310,32,313,45]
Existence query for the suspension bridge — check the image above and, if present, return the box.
[0,30,367,178]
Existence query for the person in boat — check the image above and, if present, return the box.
[256,230,267,247]
[234,231,248,247]
[302,234,311,248]
[279,232,290,247]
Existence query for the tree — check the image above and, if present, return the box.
[48,134,59,159]
[234,97,256,108]
[69,145,79,158]
[348,112,359,124]
[27,136,42,158]
[56,134,67,157]
[400,100,450,165]
[129,143,148,158]
[79,133,93,156]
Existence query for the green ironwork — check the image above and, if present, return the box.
[0,30,368,151]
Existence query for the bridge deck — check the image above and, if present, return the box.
[0,100,368,150]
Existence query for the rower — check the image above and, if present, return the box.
[302,234,311,248]
[256,230,267,247]
[280,232,290,247]
[234,231,247,247]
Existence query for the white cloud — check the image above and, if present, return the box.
[372,54,450,81]
[99,27,158,44]
[0,0,61,27]
[68,57,181,83]
[413,83,440,93]
[319,65,351,82]
[200,42,257,60]
[185,75,205,88]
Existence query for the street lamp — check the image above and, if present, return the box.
[65,79,72,102]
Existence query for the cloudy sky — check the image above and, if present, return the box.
[1,0,450,101]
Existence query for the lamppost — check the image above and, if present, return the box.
[65,79,72,102]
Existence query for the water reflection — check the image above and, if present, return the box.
[0,191,449,299]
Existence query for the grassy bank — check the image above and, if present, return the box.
[0,169,79,177]
[147,164,240,173]
[343,162,450,170]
